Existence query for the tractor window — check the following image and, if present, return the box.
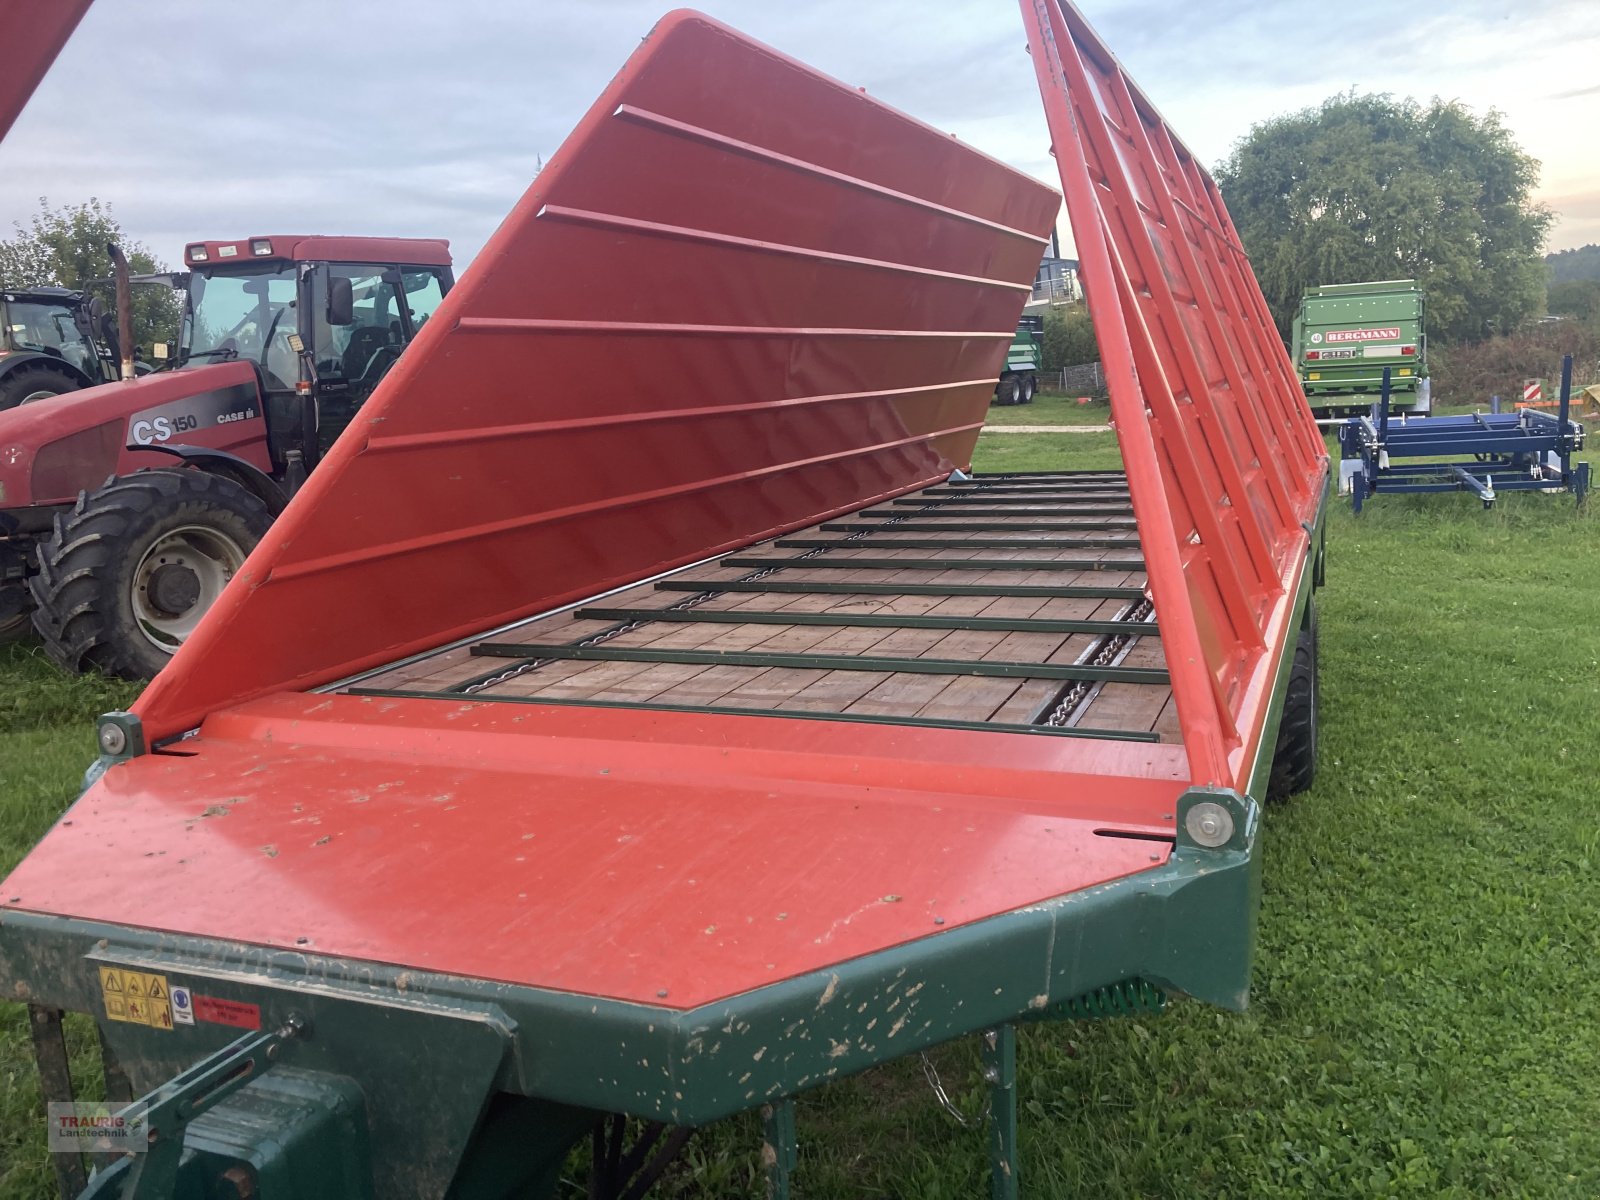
[5,300,97,378]
[400,270,447,336]
[187,268,298,388]
[310,265,410,453]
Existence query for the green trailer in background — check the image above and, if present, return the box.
[1292,280,1429,418]
[993,314,1042,405]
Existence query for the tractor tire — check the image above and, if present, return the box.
[1266,598,1318,803]
[29,470,271,679]
[1019,374,1037,404]
[0,366,78,410]
[994,376,1021,406]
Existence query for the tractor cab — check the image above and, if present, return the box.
[0,285,117,406]
[0,235,451,677]
[178,236,453,469]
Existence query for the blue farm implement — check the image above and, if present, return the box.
[1341,359,1590,513]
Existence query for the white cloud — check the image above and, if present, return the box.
[2,0,1596,271]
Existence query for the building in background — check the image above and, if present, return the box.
[1028,228,1079,310]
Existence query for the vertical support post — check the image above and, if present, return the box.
[759,1098,797,1200]
[1490,393,1501,415]
[1558,354,1574,485]
[982,1025,1019,1200]
[28,1005,90,1200]
[1377,368,1392,443]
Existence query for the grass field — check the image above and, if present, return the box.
[981,388,1111,427]
[2,429,1598,1198]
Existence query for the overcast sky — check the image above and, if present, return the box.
[4,0,1597,273]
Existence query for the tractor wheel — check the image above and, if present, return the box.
[0,367,78,410]
[1266,598,1318,803]
[1019,374,1037,404]
[994,376,1021,406]
[29,470,271,679]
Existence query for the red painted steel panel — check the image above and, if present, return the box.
[1,694,1184,1006]
[0,0,92,143]
[1019,0,1327,789]
[135,11,1059,742]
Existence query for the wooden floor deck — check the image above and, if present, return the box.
[348,472,1179,743]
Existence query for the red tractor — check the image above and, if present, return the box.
[0,234,453,674]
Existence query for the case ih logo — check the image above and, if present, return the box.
[1326,327,1401,343]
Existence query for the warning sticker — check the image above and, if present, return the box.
[99,968,173,1030]
[169,986,195,1025]
[192,995,262,1030]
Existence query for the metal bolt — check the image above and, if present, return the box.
[982,1066,1000,1083]
[295,937,309,945]
[657,989,669,999]
[98,723,127,756]
[1184,801,1235,848]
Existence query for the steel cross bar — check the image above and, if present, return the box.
[894,495,1131,507]
[468,641,1170,684]
[774,536,1140,550]
[654,579,1149,599]
[821,520,1139,532]
[864,508,1139,521]
[927,484,1131,496]
[343,687,1163,742]
[574,605,1158,637]
[965,470,1129,479]
[720,555,1146,571]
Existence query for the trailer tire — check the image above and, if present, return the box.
[0,366,78,410]
[29,470,271,680]
[1019,374,1037,404]
[994,377,1021,406]
[1266,598,1318,803]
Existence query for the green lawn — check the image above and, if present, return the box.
[982,388,1112,427]
[3,430,1599,1197]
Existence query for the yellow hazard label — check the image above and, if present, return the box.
[99,967,172,1030]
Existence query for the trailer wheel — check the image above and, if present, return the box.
[0,366,78,410]
[994,377,1021,406]
[1266,598,1318,803]
[1019,374,1037,404]
[29,470,271,679]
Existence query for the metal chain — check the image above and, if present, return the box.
[919,1052,990,1128]
[1042,595,1155,727]
[459,507,915,695]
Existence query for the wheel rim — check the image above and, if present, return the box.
[131,524,248,653]
[20,388,61,404]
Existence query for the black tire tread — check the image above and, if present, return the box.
[1266,599,1319,804]
[28,469,270,679]
[0,365,78,410]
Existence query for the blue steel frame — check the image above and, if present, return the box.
[1341,358,1591,513]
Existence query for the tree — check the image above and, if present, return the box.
[1546,244,1600,283]
[1042,303,1097,371]
[1547,279,1600,326]
[0,198,181,356]
[1217,93,1552,342]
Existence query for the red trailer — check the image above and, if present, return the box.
[1,7,1327,1198]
